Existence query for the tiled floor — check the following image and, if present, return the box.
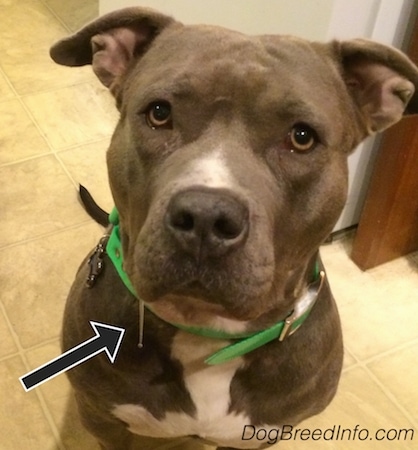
[1,1,417,449]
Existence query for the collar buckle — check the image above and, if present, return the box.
[278,313,298,341]
[278,270,326,341]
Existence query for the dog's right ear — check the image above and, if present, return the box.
[50,7,177,95]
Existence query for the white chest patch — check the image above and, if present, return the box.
[112,332,272,449]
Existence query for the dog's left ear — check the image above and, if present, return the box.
[334,39,418,134]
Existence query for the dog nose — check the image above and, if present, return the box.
[165,189,249,259]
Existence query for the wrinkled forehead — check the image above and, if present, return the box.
[126,25,343,124]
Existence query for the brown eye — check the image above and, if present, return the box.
[288,124,317,152]
[145,101,172,128]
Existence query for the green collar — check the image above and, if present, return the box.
[106,208,325,365]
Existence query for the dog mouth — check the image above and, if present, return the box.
[142,275,272,325]
[145,292,256,332]
[172,279,220,302]
[130,241,278,324]
[155,277,240,311]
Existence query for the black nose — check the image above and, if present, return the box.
[165,189,249,259]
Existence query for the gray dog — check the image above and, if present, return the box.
[50,6,418,450]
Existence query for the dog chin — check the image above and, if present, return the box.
[146,293,263,331]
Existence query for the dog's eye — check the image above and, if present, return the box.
[287,124,318,152]
[145,101,172,128]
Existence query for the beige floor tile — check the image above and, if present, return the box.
[0,42,94,95]
[270,367,416,450]
[45,0,98,31]
[0,99,51,165]
[134,437,201,450]
[0,155,88,247]
[25,341,99,449]
[338,279,418,361]
[367,342,418,423]
[157,440,210,449]
[0,222,102,349]
[58,139,114,213]
[0,0,67,52]
[23,82,118,150]
[0,355,59,448]
[321,237,418,361]
[0,70,15,101]
[320,238,370,306]
[342,348,357,370]
[0,306,18,358]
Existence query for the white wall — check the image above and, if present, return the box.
[100,0,334,39]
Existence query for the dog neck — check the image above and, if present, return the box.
[101,208,325,364]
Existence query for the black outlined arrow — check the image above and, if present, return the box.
[20,321,125,392]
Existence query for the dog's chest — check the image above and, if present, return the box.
[112,331,263,448]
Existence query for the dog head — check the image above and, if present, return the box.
[51,7,418,329]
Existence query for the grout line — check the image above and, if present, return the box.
[0,335,64,364]
[1,300,66,448]
[155,438,193,449]
[0,61,19,97]
[54,152,80,190]
[38,0,73,33]
[362,364,418,430]
[361,337,418,366]
[343,337,418,369]
[55,135,113,154]
[0,133,113,170]
[0,151,54,169]
[0,351,21,364]
[4,80,105,159]
[0,338,65,450]
[36,391,67,450]
[17,89,68,152]
[0,218,96,252]
[1,282,67,449]
[343,341,418,430]
[0,60,107,175]
[53,134,113,188]
[0,302,26,361]
[341,364,359,374]
[0,46,94,159]
[363,339,418,431]
[22,336,64,355]
[0,305,66,447]
[341,348,360,374]
[19,77,100,98]
[1,285,66,448]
